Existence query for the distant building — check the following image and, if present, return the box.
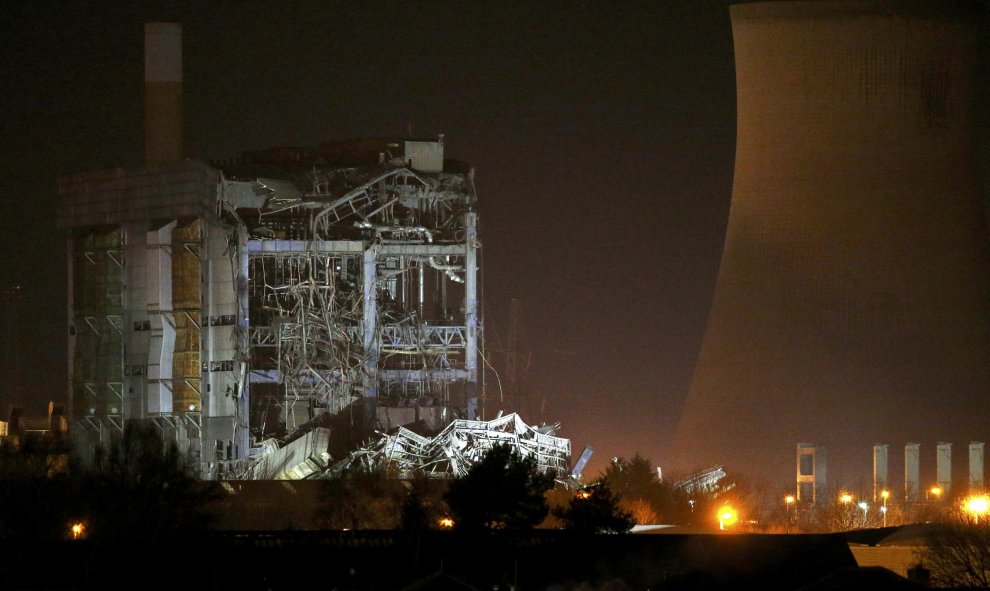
[1,401,69,445]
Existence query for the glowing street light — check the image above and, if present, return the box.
[70,522,85,540]
[880,490,890,527]
[928,486,943,501]
[784,495,795,533]
[840,493,853,504]
[858,501,869,526]
[717,506,738,531]
[964,496,990,524]
[437,517,455,529]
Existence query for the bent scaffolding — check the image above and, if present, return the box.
[329,412,571,479]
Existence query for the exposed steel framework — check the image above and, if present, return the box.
[57,138,491,478]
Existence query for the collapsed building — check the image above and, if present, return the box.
[54,23,574,480]
[330,412,571,479]
[57,135,492,479]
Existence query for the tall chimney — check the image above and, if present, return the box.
[144,23,182,164]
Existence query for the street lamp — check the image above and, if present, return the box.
[928,486,942,501]
[840,493,853,504]
[964,496,990,525]
[785,495,795,533]
[858,502,869,527]
[881,490,890,527]
[718,506,738,531]
[69,522,85,540]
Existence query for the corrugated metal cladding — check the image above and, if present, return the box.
[71,228,124,418]
[57,160,217,228]
[171,219,201,413]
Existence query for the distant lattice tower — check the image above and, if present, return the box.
[672,1,990,485]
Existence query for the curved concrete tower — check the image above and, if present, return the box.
[672,1,990,485]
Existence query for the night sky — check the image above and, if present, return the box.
[0,1,738,479]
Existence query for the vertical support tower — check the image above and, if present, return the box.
[970,441,985,492]
[905,443,921,502]
[937,442,952,497]
[796,443,826,503]
[873,444,888,502]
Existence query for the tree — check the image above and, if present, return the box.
[620,497,658,526]
[554,479,634,533]
[444,444,554,531]
[603,454,660,503]
[79,422,220,544]
[314,464,406,530]
[0,434,73,541]
[399,476,450,533]
[919,523,990,588]
[602,454,703,525]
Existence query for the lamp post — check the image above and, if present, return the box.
[718,506,737,531]
[858,502,869,527]
[965,496,990,525]
[785,495,795,533]
[883,490,889,525]
[927,486,942,502]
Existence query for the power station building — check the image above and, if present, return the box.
[673,1,990,486]
[56,24,484,478]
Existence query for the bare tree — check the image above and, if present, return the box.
[918,524,990,588]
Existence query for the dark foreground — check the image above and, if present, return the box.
[3,529,901,591]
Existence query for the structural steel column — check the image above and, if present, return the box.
[235,225,250,460]
[464,212,479,419]
[362,246,379,399]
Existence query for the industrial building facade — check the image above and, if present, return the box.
[57,139,483,478]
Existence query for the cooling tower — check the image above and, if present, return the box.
[672,1,990,485]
